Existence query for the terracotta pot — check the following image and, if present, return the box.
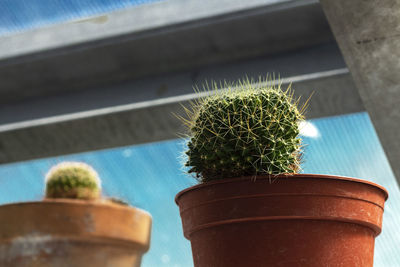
[176,174,388,267]
[0,199,152,267]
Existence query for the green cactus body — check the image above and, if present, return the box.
[45,162,101,200]
[182,79,306,182]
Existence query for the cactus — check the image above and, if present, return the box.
[45,162,101,200]
[180,78,307,183]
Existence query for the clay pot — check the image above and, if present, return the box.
[0,199,152,267]
[176,174,388,267]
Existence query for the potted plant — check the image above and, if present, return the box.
[0,162,152,267]
[175,79,388,267]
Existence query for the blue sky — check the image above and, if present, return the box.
[0,0,161,36]
[0,112,399,266]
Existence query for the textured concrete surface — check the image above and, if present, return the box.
[0,0,361,164]
[0,68,362,164]
[0,0,331,104]
[0,43,348,125]
[320,0,400,186]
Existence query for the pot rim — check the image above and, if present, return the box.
[0,198,151,216]
[0,198,152,252]
[175,173,388,204]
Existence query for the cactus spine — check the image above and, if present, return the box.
[45,162,101,200]
[180,78,307,183]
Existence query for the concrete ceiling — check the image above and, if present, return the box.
[0,0,368,166]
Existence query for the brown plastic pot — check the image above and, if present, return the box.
[176,174,388,267]
[0,199,152,267]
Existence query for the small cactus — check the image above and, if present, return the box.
[180,78,307,182]
[45,162,101,200]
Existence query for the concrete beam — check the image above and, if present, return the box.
[0,43,348,125]
[0,0,365,165]
[0,0,318,60]
[0,0,333,104]
[320,0,400,186]
[0,68,363,164]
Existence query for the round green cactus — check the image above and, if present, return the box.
[45,162,101,200]
[181,78,307,182]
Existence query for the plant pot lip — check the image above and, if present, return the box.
[175,173,388,204]
[0,198,151,216]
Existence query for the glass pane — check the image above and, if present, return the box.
[0,111,399,266]
[0,0,163,36]
[301,112,400,267]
